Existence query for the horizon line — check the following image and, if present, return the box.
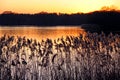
[1,9,120,15]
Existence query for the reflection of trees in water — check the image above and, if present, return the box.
[0,32,120,80]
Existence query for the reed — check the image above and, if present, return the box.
[0,32,120,80]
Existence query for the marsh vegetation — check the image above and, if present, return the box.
[0,32,120,80]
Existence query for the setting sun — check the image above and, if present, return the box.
[0,0,119,14]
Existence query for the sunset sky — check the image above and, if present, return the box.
[0,0,120,14]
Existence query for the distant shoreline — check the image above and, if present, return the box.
[0,11,120,33]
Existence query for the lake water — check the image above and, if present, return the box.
[0,26,86,41]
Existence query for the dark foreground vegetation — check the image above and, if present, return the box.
[0,32,120,80]
[0,11,120,31]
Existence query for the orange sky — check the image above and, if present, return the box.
[0,0,120,14]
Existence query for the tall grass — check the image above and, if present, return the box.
[0,32,120,80]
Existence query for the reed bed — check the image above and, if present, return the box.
[0,32,120,80]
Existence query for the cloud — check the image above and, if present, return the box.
[100,5,118,11]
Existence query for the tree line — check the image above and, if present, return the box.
[0,11,120,31]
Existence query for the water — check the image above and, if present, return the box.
[0,26,86,41]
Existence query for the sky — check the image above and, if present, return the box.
[0,0,120,14]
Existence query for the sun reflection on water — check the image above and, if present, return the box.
[0,26,86,41]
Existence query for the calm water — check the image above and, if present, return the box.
[0,26,86,41]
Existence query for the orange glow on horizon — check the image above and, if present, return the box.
[0,0,120,14]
